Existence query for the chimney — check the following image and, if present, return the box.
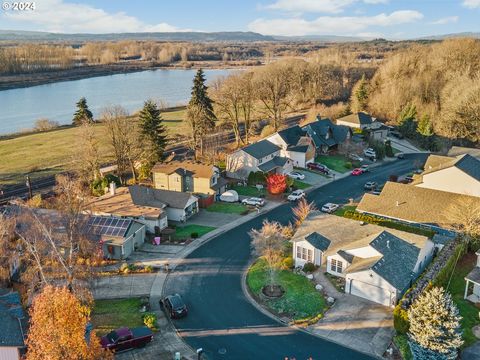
[386,240,390,249]
[109,182,116,196]
[396,201,399,207]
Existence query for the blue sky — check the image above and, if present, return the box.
[1,0,479,39]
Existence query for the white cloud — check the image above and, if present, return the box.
[2,0,188,33]
[462,0,480,8]
[264,0,388,14]
[429,16,459,25]
[248,10,423,36]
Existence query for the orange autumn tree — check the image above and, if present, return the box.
[266,173,287,194]
[26,285,111,360]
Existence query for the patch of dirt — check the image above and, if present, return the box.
[261,285,285,298]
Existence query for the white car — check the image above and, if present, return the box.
[321,203,339,213]
[349,153,364,162]
[241,197,265,207]
[363,148,376,159]
[287,171,305,180]
[287,189,305,201]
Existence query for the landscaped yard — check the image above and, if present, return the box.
[439,252,480,347]
[206,202,249,215]
[315,154,355,173]
[247,259,326,321]
[293,180,311,190]
[334,205,357,217]
[91,298,145,336]
[174,224,216,240]
[230,185,266,197]
[0,107,186,185]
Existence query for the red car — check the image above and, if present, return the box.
[351,168,363,176]
[100,327,153,352]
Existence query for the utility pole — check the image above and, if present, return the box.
[25,176,33,200]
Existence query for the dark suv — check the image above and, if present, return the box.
[307,162,330,174]
[161,294,188,319]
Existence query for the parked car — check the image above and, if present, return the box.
[100,327,153,352]
[349,153,364,162]
[321,203,340,213]
[351,168,363,176]
[370,189,382,195]
[307,162,330,174]
[287,189,305,201]
[161,294,188,319]
[364,181,377,191]
[390,130,404,139]
[363,148,376,160]
[360,164,370,173]
[287,171,305,180]
[242,197,265,207]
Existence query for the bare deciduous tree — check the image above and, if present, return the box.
[75,120,101,185]
[292,198,317,228]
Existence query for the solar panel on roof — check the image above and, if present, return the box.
[87,216,132,238]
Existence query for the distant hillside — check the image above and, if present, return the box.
[0,30,275,42]
[418,32,480,40]
[273,34,372,42]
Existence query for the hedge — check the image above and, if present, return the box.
[393,304,410,334]
[433,241,468,287]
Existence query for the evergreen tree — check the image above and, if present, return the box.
[138,100,168,166]
[408,287,463,359]
[72,97,93,126]
[417,114,434,137]
[350,74,369,113]
[398,103,417,124]
[185,69,217,156]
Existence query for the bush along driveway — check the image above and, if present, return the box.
[246,259,326,324]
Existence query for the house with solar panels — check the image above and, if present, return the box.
[87,216,146,260]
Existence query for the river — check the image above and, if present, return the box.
[0,68,235,135]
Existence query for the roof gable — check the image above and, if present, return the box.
[242,140,280,159]
[129,185,194,209]
[337,112,374,125]
[276,125,306,147]
[304,232,331,251]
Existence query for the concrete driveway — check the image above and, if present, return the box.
[299,169,332,186]
[185,209,243,227]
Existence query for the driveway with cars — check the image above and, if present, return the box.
[163,154,429,360]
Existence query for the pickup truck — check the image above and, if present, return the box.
[100,327,153,352]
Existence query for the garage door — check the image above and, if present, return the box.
[349,280,392,307]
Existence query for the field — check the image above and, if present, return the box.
[0,107,186,185]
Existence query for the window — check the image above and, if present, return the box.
[330,258,343,273]
[296,246,313,262]
[258,158,263,164]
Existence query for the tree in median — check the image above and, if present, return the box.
[250,221,286,293]
[185,69,217,157]
[138,100,168,168]
[408,286,463,359]
[26,285,110,360]
[73,97,94,126]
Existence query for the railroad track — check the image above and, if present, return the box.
[0,114,305,205]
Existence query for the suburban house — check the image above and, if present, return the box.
[88,186,168,233]
[0,290,26,360]
[357,182,480,234]
[152,161,227,197]
[129,185,198,223]
[226,139,293,180]
[414,154,480,197]
[87,215,146,260]
[447,146,480,159]
[336,112,379,130]
[464,250,480,304]
[302,117,352,154]
[292,213,435,307]
[265,125,316,168]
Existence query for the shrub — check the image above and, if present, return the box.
[34,118,60,132]
[393,304,410,334]
[385,140,394,157]
[303,262,316,273]
[266,174,287,194]
[144,265,154,273]
[119,263,129,272]
[191,232,199,239]
[247,171,256,186]
[282,256,294,269]
[344,161,353,169]
[142,312,157,329]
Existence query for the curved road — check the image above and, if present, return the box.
[164,154,428,360]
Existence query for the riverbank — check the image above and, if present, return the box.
[0,60,257,91]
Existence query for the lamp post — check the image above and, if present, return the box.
[197,348,204,360]
[25,176,33,199]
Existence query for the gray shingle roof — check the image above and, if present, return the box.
[0,290,25,347]
[276,125,306,147]
[129,185,195,209]
[466,267,480,284]
[302,118,350,149]
[287,145,309,153]
[242,139,280,159]
[304,232,331,251]
[455,154,480,181]
[337,112,374,125]
[369,231,420,291]
[447,146,480,159]
[257,156,289,172]
[337,250,354,263]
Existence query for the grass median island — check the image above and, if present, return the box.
[0,107,186,186]
[91,298,145,336]
[247,259,326,321]
[206,202,249,214]
[173,224,216,240]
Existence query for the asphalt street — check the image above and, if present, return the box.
[164,154,428,360]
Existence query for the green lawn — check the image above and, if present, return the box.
[247,259,326,320]
[174,224,216,240]
[230,185,266,197]
[206,202,249,214]
[442,252,480,347]
[91,298,145,336]
[0,107,186,185]
[293,180,311,189]
[315,155,353,173]
[334,205,357,217]
[394,334,413,360]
